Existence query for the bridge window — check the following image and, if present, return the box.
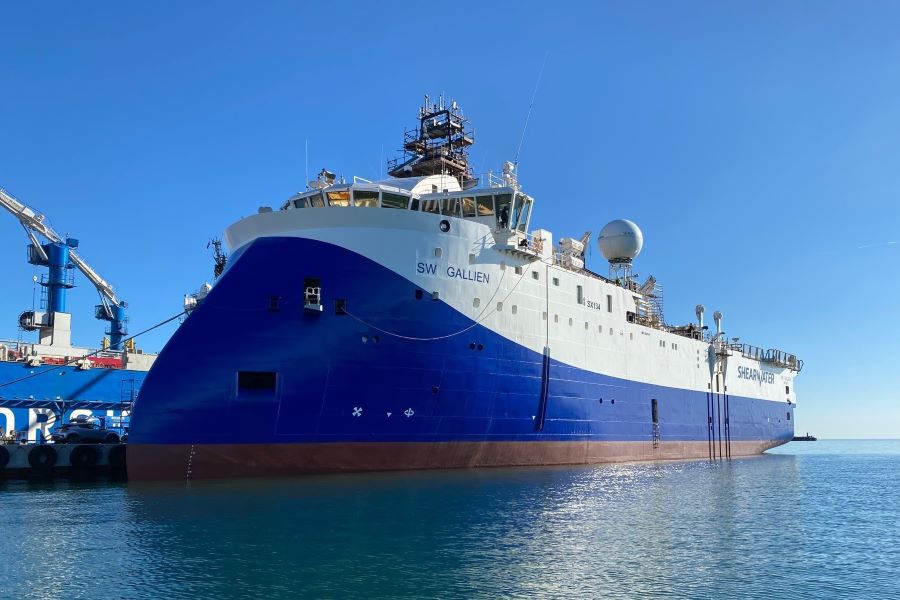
[293,197,309,209]
[382,192,409,209]
[514,195,532,233]
[352,190,379,207]
[495,194,512,229]
[461,196,477,217]
[422,199,440,214]
[476,196,494,216]
[308,192,325,207]
[441,197,461,217]
[326,191,350,207]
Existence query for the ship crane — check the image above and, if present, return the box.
[0,186,129,350]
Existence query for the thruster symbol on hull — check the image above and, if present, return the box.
[404,408,415,418]
[352,407,363,417]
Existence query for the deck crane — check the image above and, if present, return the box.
[0,186,129,350]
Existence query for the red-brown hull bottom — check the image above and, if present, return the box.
[128,439,786,481]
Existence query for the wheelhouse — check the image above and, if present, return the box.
[279,176,534,233]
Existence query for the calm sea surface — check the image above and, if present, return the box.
[1,440,898,599]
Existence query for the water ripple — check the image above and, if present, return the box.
[1,441,898,599]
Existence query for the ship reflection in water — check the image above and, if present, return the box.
[2,442,900,598]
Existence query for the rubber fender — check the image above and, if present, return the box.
[28,445,57,469]
[108,444,126,469]
[0,446,9,469]
[69,445,99,468]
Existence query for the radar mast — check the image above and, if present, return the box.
[387,94,476,189]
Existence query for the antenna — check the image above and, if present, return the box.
[514,51,549,167]
[305,140,309,188]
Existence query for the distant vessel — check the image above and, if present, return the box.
[792,433,817,442]
[129,96,803,480]
[0,187,156,442]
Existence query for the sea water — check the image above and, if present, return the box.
[1,440,898,599]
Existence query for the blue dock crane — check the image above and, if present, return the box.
[0,186,129,350]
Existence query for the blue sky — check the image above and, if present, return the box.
[1,2,897,437]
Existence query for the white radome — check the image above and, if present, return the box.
[598,219,643,262]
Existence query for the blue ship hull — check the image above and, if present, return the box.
[129,237,793,480]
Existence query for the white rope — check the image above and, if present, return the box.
[343,255,549,342]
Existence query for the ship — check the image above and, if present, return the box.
[129,96,803,480]
[0,187,156,444]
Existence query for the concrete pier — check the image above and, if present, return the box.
[0,443,126,481]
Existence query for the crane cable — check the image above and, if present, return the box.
[0,310,186,389]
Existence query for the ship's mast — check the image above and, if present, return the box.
[387,94,476,189]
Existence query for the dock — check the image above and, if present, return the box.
[0,443,126,481]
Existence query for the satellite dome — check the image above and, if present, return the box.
[598,219,643,262]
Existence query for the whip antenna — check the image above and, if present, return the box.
[514,51,549,167]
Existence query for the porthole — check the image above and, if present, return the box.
[434,247,443,258]
[512,305,518,315]
[473,298,481,308]
[515,266,523,275]
[497,302,503,312]
[439,220,450,232]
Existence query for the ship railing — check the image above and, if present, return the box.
[728,343,803,372]
[494,230,544,260]
[669,325,704,340]
[764,349,803,372]
[729,343,768,362]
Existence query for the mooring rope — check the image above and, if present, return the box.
[0,310,186,389]
[343,256,544,342]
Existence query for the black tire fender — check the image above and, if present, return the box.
[69,445,99,468]
[0,446,9,469]
[28,445,57,469]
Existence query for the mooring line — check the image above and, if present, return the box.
[0,310,186,389]
[342,257,537,342]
